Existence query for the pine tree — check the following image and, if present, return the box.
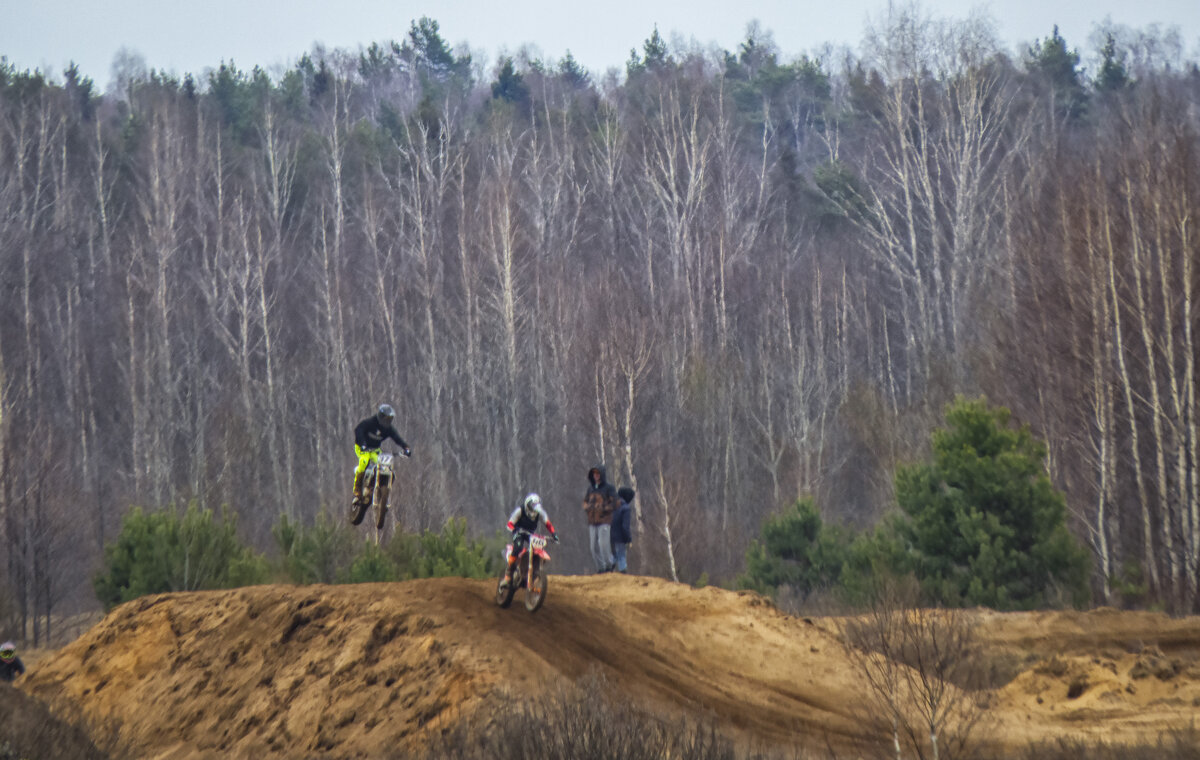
[1095,33,1130,93]
[895,397,1090,610]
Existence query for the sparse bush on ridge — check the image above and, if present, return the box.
[421,672,810,760]
[92,503,267,610]
[305,516,501,584]
[94,509,502,606]
[273,510,359,584]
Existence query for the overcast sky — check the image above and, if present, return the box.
[3,0,1198,90]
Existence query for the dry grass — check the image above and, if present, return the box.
[421,672,815,760]
[0,684,108,760]
[1016,729,1200,760]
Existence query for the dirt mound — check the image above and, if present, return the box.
[977,608,1200,746]
[19,577,1200,759]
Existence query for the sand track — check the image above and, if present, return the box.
[20,576,1200,759]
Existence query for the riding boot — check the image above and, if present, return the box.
[352,470,366,505]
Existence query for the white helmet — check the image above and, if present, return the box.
[523,492,541,518]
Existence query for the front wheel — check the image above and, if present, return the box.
[524,562,547,612]
[495,567,517,608]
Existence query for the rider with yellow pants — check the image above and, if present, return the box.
[353,403,411,507]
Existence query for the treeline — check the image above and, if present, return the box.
[1,8,1198,640]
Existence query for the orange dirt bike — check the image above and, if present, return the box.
[350,448,407,542]
[495,529,554,612]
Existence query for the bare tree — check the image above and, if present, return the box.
[844,578,990,760]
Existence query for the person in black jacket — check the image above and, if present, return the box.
[611,487,634,573]
[0,642,25,682]
[352,404,411,508]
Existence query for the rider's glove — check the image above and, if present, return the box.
[403,447,411,457]
[552,533,560,544]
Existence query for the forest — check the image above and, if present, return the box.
[1,6,1198,642]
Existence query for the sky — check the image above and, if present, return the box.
[2,0,1199,90]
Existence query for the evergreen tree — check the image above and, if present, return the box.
[273,512,358,584]
[1095,33,1130,92]
[558,50,590,89]
[207,62,269,144]
[401,17,471,83]
[625,48,645,78]
[895,397,1090,610]
[642,27,671,71]
[94,505,267,610]
[738,499,849,600]
[491,57,529,104]
[1027,25,1087,117]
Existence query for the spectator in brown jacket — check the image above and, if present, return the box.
[582,465,618,573]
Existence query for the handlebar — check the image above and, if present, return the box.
[512,528,558,542]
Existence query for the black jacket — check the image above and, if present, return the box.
[355,416,409,452]
[0,657,25,682]
[611,499,633,544]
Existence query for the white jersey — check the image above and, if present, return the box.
[508,502,551,533]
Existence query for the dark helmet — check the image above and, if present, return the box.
[377,403,395,426]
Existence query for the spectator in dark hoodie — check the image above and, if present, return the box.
[611,487,634,573]
[582,465,618,573]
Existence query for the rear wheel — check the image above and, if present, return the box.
[375,484,390,530]
[524,559,547,612]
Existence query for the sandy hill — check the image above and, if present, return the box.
[19,575,1200,759]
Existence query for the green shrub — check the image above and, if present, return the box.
[273,510,358,584]
[737,499,851,601]
[93,503,267,610]
[345,542,398,583]
[408,517,497,579]
[894,396,1091,610]
[274,514,499,585]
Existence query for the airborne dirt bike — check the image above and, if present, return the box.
[350,448,406,543]
[495,529,552,612]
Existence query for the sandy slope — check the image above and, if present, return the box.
[19,576,1200,759]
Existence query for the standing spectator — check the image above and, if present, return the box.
[611,487,635,573]
[582,465,618,573]
[0,642,25,682]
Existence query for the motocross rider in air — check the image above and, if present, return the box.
[501,492,559,588]
[353,403,411,507]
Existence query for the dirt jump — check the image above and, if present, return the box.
[18,575,1200,759]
